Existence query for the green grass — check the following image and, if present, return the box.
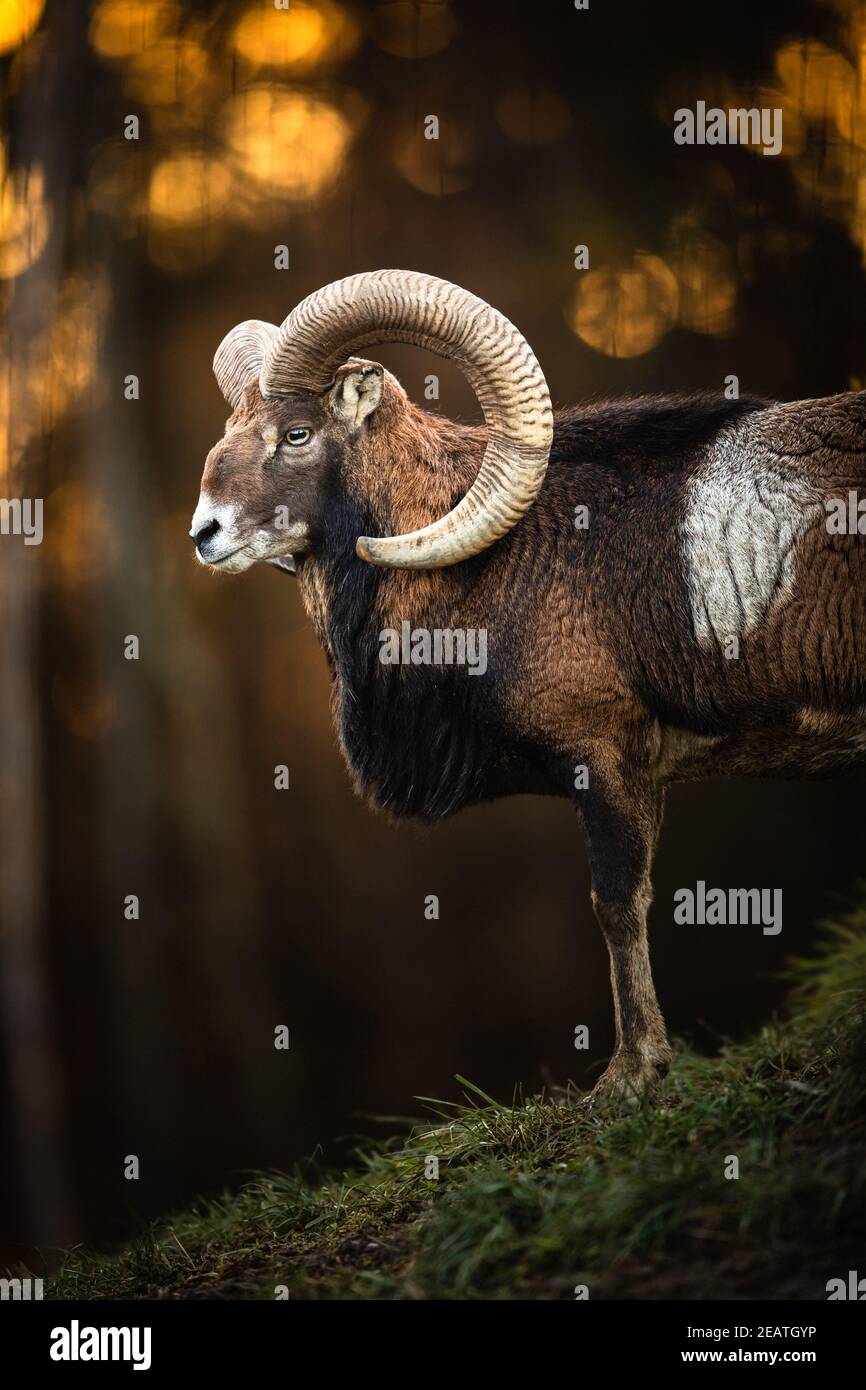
[45,904,866,1300]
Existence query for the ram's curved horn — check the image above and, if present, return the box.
[259,270,553,570]
[213,320,278,409]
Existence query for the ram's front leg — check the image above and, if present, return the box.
[578,754,671,1105]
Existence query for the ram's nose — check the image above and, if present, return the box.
[191,518,221,554]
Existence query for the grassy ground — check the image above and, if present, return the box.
[47,905,866,1300]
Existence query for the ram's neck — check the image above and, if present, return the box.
[298,405,487,654]
[292,406,509,818]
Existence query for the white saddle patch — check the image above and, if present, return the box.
[682,424,823,648]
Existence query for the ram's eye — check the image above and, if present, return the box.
[285,427,311,447]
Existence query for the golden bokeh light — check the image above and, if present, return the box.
[789,128,854,214]
[232,0,357,70]
[0,273,109,491]
[122,36,211,106]
[0,358,12,488]
[235,2,325,67]
[392,119,473,195]
[0,0,44,56]
[370,1,458,58]
[89,0,178,60]
[148,154,231,225]
[671,234,738,336]
[776,41,859,144]
[566,254,679,357]
[0,143,50,279]
[37,273,109,429]
[495,86,572,144]
[771,35,866,259]
[223,87,353,201]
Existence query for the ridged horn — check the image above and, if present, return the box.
[259,270,553,569]
[213,320,277,409]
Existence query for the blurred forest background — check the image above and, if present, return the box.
[2,0,866,1266]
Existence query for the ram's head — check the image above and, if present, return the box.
[191,270,554,573]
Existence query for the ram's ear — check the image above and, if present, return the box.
[327,359,384,430]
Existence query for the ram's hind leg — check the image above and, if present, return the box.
[579,754,671,1105]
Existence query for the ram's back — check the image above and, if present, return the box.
[503,393,866,761]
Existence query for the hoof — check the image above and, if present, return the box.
[580,1049,671,1110]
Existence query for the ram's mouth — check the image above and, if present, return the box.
[267,555,297,575]
[200,545,258,574]
[201,547,242,568]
